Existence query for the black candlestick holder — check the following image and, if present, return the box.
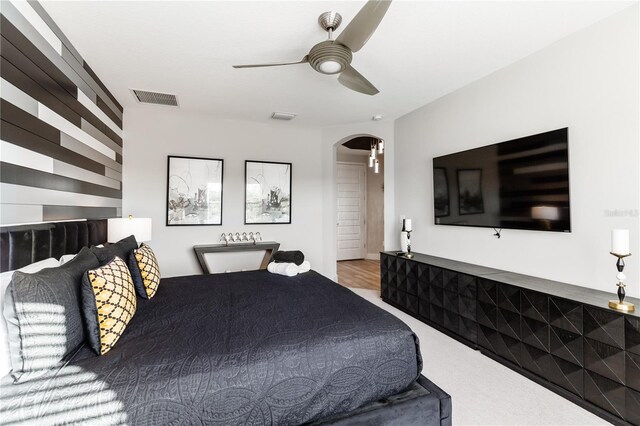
[608,252,634,313]
[405,230,413,258]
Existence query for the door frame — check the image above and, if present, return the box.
[335,161,367,261]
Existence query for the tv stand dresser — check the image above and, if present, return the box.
[380,251,640,425]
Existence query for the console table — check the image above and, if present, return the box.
[193,241,280,274]
[380,251,640,425]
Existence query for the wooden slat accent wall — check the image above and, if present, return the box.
[0,1,123,224]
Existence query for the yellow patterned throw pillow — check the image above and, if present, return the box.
[128,243,161,299]
[81,256,137,355]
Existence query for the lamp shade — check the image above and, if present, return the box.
[108,217,152,243]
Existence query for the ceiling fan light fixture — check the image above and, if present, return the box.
[319,60,342,74]
[309,40,352,75]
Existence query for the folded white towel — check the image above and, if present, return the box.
[298,260,311,273]
[267,262,298,277]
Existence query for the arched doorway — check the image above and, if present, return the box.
[334,135,385,290]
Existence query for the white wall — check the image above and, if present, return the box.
[123,108,323,278]
[394,6,640,295]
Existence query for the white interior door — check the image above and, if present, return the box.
[336,162,366,261]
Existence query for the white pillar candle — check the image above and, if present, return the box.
[404,219,412,232]
[611,229,630,255]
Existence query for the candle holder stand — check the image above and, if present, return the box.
[405,230,414,258]
[608,252,634,313]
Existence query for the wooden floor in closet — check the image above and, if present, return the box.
[336,259,380,291]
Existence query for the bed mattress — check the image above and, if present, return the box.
[1,270,422,425]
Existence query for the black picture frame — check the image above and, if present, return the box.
[433,167,450,218]
[166,155,224,226]
[457,168,484,215]
[245,160,292,224]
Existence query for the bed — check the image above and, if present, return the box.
[0,220,451,425]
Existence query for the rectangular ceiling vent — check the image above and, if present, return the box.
[131,89,178,107]
[271,112,296,121]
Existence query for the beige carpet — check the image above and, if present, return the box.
[349,288,606,426]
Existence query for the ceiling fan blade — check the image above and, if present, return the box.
[335,0,391,53]
[338,65,379,95]
[233,56,309,69]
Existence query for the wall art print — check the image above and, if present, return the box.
[245,161,291,224]
[167,156,223,226]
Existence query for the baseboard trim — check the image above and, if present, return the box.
[365,253,379,260]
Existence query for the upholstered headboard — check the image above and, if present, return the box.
[0,220,108,272]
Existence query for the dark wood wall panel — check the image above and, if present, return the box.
[96,96,123,130]
[25,1,84,64]
[0,15,77,98]
[82,62,123,119]
[1,35,73,109]
[0,162,122,199]
[1,1,123,225]
[27,1,123,119]
[1,98,60,143]
[42,206,118,221]
[1,33,123,146]
[1,56,82,126]
[2,3,122,118]
[1,121,105,175]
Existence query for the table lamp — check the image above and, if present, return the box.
[108,216,152,243]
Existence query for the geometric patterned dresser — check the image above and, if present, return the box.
[381,251,640,425]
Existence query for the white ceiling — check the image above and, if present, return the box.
[42,0,634,127]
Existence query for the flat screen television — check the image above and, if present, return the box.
[432,128,570,232]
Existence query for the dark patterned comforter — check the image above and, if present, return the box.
[1,270,422,425]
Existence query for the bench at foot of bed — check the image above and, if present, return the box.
[311,374,452,426]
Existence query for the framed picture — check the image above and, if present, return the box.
[166,155,224,226]
[433,167,450,217]
[245,160,292,224]
[457,169,484,215]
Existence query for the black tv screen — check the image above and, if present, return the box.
[432,128,570,232]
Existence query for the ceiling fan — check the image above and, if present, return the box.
[232,0,392,96]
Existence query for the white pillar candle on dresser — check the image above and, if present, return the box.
[611,229,630,255]
[404,219,412,232]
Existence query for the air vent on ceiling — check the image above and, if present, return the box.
[271,112,296,121]
[131,89,178,106]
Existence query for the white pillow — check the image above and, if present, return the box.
[59,244,104,266]
[0,258,60,379]
[59,254,76,265]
